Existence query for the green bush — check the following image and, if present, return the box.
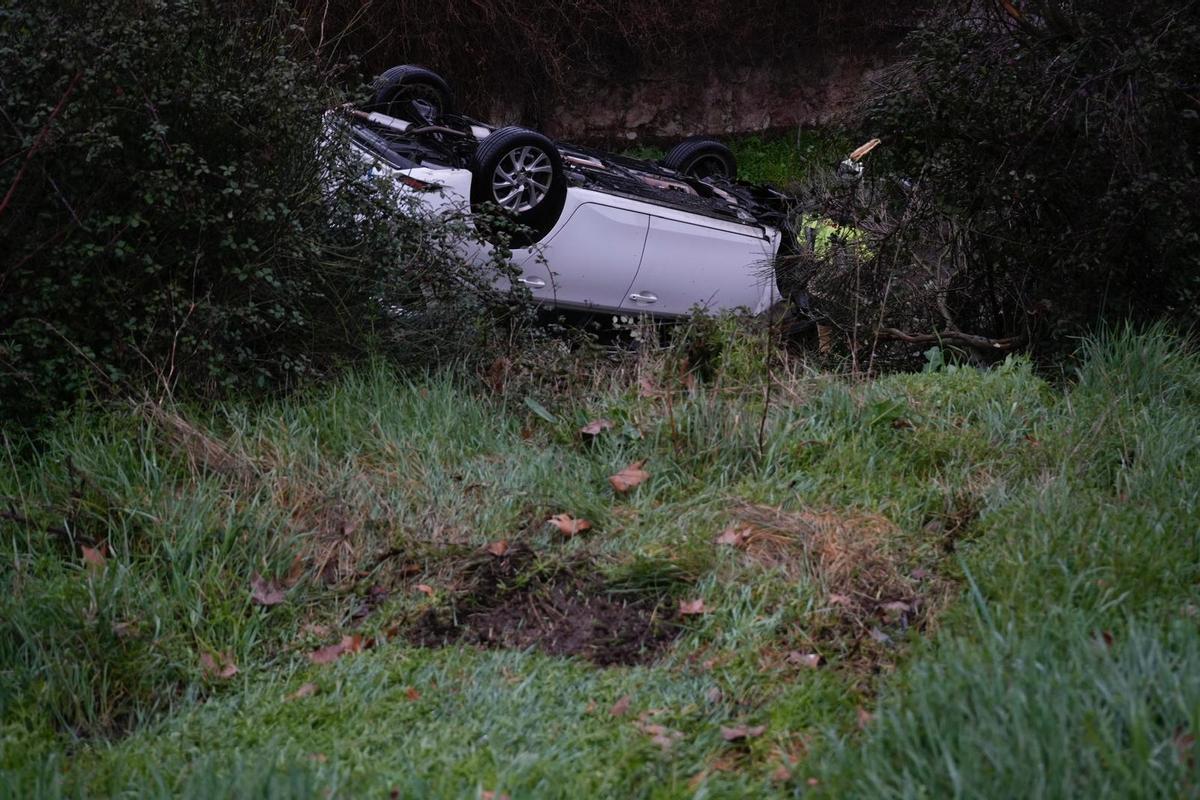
[0,0,526,427]
[868,1,1200,344]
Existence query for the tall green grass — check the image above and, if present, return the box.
[1,325,1196,797]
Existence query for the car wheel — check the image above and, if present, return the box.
[370,65,454,123]
[470,126,567,247]
[662,137,737,180]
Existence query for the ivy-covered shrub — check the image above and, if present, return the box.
[0,0,524,426]
[867,0,1200,345]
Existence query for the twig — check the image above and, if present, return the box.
[878,327,1022,351]
[0,71,82,220]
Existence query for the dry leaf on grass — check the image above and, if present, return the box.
[609,460,650,493]
[414,584,435,596]
[308,634,367,665]
[486,540,509,557]
[609,694,632,717]
[635,720,684,751]
[81,544,106,569]
[548,514,592,537]
[786,651,825,669]
[405,686,421,701]
[250,573,287,607]
[715,527,751,548]
[285,682,319,702]
[111,620,139,639]
[580,418,615,438]
[481,791,510,800]
[720,724,766,742]
[856,706,875,729]
[200,650,239,679]
[679,599,708,616]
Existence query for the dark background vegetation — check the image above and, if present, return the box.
[292,0,919,127]
[866,0,1200,349]
[2,0,1198,426]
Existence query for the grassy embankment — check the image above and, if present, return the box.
[1,322,1197,799]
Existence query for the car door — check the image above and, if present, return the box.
[518,201,650,312]
[621,215,773,316]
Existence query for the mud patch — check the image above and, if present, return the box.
[408,546,682,666]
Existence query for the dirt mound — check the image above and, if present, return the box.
[408,547,682,666]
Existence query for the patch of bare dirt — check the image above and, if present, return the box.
[408,545,682,666]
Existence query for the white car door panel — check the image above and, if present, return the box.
[525,202,649,311]
[624,216,772,316]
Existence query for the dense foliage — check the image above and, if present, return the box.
[868,0,1200,343]
[0,0,524,426]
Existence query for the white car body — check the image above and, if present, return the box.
[341,83,791,318]
[383,161,783,317]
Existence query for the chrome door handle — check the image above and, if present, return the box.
[518,277,546,289]
[628,292,658,304]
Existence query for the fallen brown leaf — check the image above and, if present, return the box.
[406,686,421,701]
[638,377,662,398]
[786,651,825,669]
[548,514,592,537]
[579,418,615,438]
[635,720,683,751]
[301,623,330,638]
[609,459,650,493]
[111,620,139,639]
[250,572,287,607]
[721,724,766,742]
[679,598,708,616]
[856,706,875,729]
[481,791,510,800]
[286,682,319,702]
[485,540,509,557]
[828,593,854,607]
[715,527,751,548]
[484,356,511,394]
[200,650,239,679]
[308,634,367,665]
[771,764,792,782]
[81,544,106,569]
[609,694,632,717]
[282,553,305,587]
[307,753,328,763]
[415,584,435,596]
[1175,727,1195,767]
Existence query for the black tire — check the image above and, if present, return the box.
[470,126,567,247]
[370,65,454,123]
[661,137,737,180]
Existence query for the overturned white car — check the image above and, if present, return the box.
[336,65,875,318]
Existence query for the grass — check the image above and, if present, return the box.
[1,322,1197,798]
[625,129,850,186]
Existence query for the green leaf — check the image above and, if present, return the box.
[523,397,557,423]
